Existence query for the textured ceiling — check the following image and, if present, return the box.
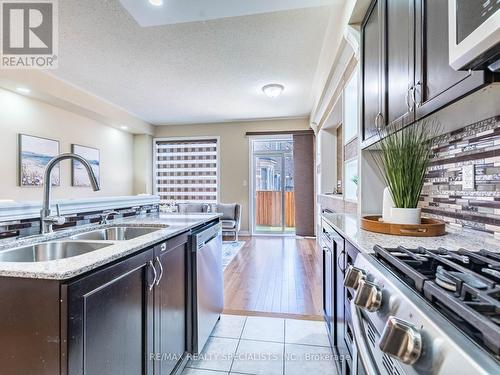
[119,0,338,27]
[51,0,341,125]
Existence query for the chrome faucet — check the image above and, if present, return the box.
[40,153,100,234]
[100,210,120,225]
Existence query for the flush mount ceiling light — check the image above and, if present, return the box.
[262,84,284,98]
[120,125,128,130]
[16,87,31,94]
[148,0,163,6]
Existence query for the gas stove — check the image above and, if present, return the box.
[345,246,500,375]
[373,246,500,359]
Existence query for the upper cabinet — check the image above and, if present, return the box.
[385,0,415,128]
[413,0,492,119]
[361,0,383,142]
[361,0,499,148]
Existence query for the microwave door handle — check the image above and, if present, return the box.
[351,304,380,374]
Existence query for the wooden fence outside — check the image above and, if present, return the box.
[255,191,295,227]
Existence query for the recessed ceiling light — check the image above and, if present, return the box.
[262,84,284,98]
[120,125,128,130]
[16,87,31,94]
[148,0,163,6]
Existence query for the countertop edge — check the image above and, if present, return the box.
[0,213,221,280]
[321,212,500,255]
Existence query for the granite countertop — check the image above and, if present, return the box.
[0,213,221,280]
[322,212,500,254]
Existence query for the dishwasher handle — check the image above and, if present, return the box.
[198,232,219,248]
[192,222,222,251]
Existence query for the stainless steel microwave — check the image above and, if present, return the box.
[449,0,500,71]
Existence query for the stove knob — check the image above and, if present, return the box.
[379,317,422,365]
[354,279,382,312]
[344,266,366,290]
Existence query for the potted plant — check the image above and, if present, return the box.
[374,120,439,225]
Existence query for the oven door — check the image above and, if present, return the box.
[448,0,500,70]
[350,304,408,375]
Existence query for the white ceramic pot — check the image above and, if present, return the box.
[382,187,395,223]
[390,207,421,225]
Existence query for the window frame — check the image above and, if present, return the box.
[152,136,221,204]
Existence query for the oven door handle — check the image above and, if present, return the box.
[351,304,380,374]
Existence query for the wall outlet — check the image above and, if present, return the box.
[462,165,475,190]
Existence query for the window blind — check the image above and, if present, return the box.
[154,139,218,204]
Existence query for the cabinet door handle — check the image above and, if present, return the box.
[155,256,164,286]
[337,250,346,272]
[412,82,421,108]
[160,243,167,252]
[405,86,414,112]
[148,260,157,291]
[375,112,383,131]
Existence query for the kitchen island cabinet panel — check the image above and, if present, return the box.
[0,278,61,375]
[154,233,189,375]
[65,248,154,375]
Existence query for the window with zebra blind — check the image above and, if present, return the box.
[154,138,219,204]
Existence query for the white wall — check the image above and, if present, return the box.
[0,88,135,201]
[133,134,153,195]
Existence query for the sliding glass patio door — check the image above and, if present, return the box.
[251,138,295,235]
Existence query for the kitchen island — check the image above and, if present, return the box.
[0,212,221,375]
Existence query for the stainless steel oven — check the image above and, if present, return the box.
[449,0,500,71]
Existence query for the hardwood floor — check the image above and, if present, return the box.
[223,236,323,319]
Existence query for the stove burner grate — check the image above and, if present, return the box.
[373,245,500,358]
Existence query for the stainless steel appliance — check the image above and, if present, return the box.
[449,0,500,71]
[190,221,223,354]
[345,246,499,374]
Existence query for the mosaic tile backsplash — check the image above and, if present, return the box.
[420,115,500,236]
[0,204,159,242]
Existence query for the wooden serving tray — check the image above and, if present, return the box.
[361,216,446,237]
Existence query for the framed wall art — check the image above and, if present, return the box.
[19,134,60,187]
[72,144,100,187]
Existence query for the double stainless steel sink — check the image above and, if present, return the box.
[0,226,163,263]
[69,226,161,241]
[0,241,111,263]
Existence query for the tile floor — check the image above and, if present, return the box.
[182,315,340,375]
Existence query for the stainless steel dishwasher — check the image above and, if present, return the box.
[189,220,223,354]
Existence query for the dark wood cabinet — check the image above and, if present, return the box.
[413,0,495,119]
[154,233,189,375]
[361,0,498,148]
[66,233,190,375]
[0,230,193,375]
[321,224,334,339]
[65,248,155,375]
[321,219,361,375]
[384,0,415,128]
[333,229,348,362]
[361,0,383,142]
